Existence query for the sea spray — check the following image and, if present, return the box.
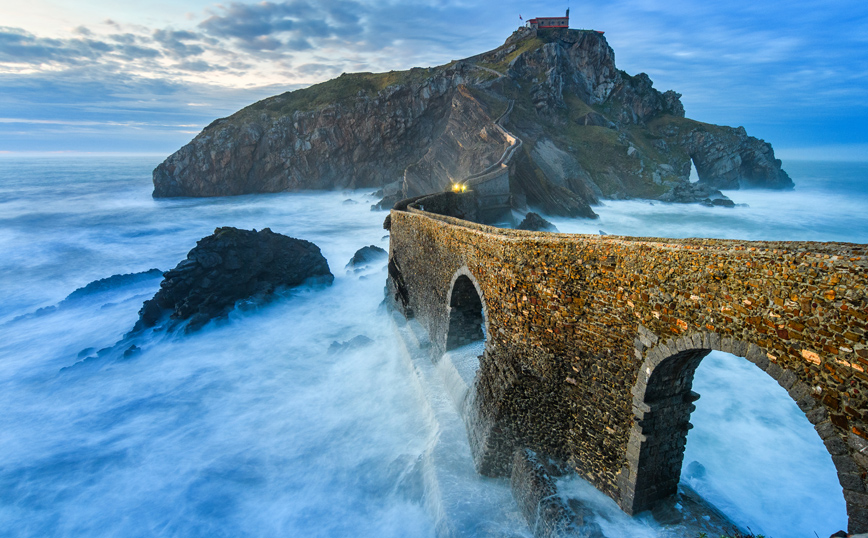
[0,156,862,536]
[683,351,847,537]
[0,258,437,537]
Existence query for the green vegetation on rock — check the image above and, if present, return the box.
[154,27,792,208]
[243,66,448,118]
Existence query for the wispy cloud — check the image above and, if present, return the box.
[0,0,865,152]
[152,29,206,58]
[0,2,508,87]
[198,0,348,51]
[0,26,164,66]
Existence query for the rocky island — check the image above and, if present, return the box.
[153,27,792,218]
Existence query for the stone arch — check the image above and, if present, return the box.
[620,329,862,531]
[445,266,488,351]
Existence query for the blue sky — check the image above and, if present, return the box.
[1,0,866,159]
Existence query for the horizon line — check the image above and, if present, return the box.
[2,151,867,164]
[0,151,170,158]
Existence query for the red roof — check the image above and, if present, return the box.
[527,16,569,28]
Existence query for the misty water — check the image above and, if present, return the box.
[0,157,865,537]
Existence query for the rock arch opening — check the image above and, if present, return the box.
[624,337,851,534]
[689,157,701,183]
[446,274,486,351]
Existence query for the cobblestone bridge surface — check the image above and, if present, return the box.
[385,197,868,533]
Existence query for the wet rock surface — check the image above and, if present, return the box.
[510,449,582,538]
[11,269,164,323]
[133,227,333,333]
[517,212,559,232]
[346,245,387,270]
[64,269,164,301]
[657,182,733,206]
[328,335,374,355]
[507,448,741,538]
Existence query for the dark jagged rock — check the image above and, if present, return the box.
[658,182,732,206]
[64,269,164,302]
[510,449,581,538]
[386,257,412,318]
[327,335,374,355]
[371,180,405,211]
[154,28,791,215]
[346,245,387,269]
[711,198,736,207]
[517,212,558,232]
[132,227,333,333]
[684,125,792,190]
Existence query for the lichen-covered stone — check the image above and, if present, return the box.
[387,205,868,532]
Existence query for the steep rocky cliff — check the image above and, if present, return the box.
[401,85,511,198]
[154,28,792,216]
[153,67,473,197]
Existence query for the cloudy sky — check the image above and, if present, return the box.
[1,0,866,158]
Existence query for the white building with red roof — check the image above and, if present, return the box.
[525,9,569,29]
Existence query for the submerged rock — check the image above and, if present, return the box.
[510,449,582,537]
[517,212,558,232]
[132,227,333,333]
[328,335,374,355]
[658,182,733,206]
[11,268,164,323]
[346,245,387,269]
[64,269,163,302]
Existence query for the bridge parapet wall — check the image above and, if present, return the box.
[386,205,868,532]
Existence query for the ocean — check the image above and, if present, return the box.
[0,156,864,537]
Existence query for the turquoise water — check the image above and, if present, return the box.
[0,156,864,537]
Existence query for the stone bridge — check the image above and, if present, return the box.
[385,193,868,533]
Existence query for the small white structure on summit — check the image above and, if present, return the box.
[524,9,569,29]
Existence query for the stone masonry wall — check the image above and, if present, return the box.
[386,203,868,532]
